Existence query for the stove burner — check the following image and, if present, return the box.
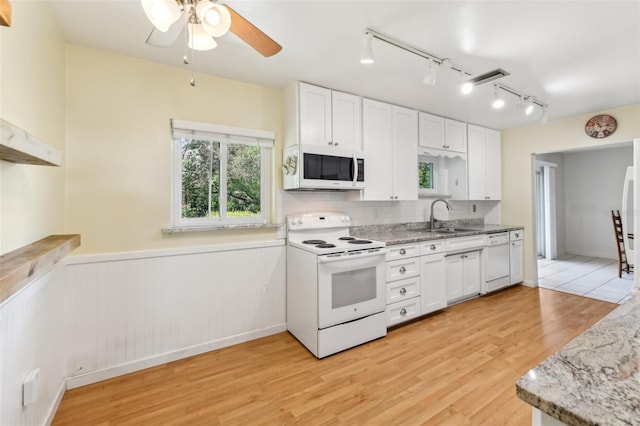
[338,237,356,241]
[349,239,372,244]
[302,239,326,245]
[315,243,336,249]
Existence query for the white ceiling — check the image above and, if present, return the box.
[47,0,640,130]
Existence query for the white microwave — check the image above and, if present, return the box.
[283,144,365,190]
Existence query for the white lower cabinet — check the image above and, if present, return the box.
[385,243,421,327]
[420,241,447,315]
[446,250,481,304]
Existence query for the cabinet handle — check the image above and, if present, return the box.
[399,266,406,273]
[390,196,394,200]
[400,308,407,316]
[430,244,436,250]
[399,249,406,255]
[334,142,339,146]
[400,287,407,295]
[328,141,333,146]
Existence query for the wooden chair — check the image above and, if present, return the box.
[611,209,633,278]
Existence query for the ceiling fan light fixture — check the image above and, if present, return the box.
[195,1,231,37]
[141,0,181,32]
[188,21,218,51]
[360,33,374,64]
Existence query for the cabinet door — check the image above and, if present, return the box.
[299,83,332,146]
[392,106,418,201]
[444,119,467,153]
[418,112,445,149]
[484,129,501,200]
[467,124,486,200]
[420,253,447,314]
[446,255,464,302]
[332,91,362,150]
[462,250,481,297]
[510,240,524,284]
[362,99,393,200]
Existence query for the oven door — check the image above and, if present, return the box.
[317,250,386,329]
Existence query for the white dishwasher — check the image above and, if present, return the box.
[484,232,511,293]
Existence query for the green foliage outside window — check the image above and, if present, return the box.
[419,161,434,190]
[181,139,261,219]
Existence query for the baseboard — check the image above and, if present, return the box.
[66,323,287,389]
[522,280,537,288]
[45,380,67,425]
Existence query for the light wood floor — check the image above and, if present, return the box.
[53,286,616,425]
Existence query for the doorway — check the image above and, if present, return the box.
[534,160,557,261]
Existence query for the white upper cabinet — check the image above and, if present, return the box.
[418,112,445,150]
[419,114,466,154]
[296,82,362,150]
[358,99,417,201]
[444,119,467,153]
[468,124,502,200]
[332,90,362,150]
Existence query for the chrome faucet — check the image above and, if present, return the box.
[429,199,452,230]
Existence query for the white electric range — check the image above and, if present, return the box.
[286,213,387,358]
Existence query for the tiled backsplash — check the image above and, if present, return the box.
[277,190,500,228]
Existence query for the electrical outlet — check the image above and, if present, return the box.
[23,368,41,406]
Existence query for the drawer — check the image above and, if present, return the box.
[510,229,523,241]
[386,277,420,304]
[445,234,487,253]
[386,257,420,282]
[386,297,421,327]
[386,243,420,261]
[420,240,445,255]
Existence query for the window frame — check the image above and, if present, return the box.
[171,119,274,228]
[418,156,438,195]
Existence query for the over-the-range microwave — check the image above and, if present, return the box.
[283,144,365,190]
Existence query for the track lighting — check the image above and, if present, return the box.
[461,82,474,95]
[360,33,374,64]
[524,96,535,115]
[539,108,549,124]
[492,86,505,109]
[423,60,438,85]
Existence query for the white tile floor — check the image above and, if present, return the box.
[537,255,634,304]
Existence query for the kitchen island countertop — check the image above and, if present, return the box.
[516,291,640,425]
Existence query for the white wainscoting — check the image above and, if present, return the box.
[64,240,287,388]
[0,240,286,425]
[0,263,68,426]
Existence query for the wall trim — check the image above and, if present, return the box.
[523,280,537,288]
[65,323,287,390]
[45,381,67,426]
[66,239,285,265]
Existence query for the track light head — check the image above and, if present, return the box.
[360,33,374,64]
[492,86,505,109]
[524,96,535,115]
[461,81,474,95]
[423,60,438,85]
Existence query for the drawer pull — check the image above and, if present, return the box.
[430,244,436,250]
[400,308,407,316]
[399,287,407,295]
[399,249,406,255]
[399,266,406,273]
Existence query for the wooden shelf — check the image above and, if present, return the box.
[0,234,80,305]
[0,118,61,166]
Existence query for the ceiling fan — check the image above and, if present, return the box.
[142,0,282,57]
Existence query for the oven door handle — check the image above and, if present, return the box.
[318,249,386,264]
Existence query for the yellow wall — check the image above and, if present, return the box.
[0,2,66,255]
[64,46,282,254]
[501,104,640,284]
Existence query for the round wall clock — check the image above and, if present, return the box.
[585,114,617,138]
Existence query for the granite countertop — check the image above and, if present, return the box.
[350,221,523,246]
[516,291,640,425]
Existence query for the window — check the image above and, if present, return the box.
[171,120,273,228]
[418,156,437,195]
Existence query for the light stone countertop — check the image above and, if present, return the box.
[350,221,523,246]
[516,291,640,425]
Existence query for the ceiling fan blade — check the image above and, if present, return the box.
[223,5,282,57]
[145,13,187,48]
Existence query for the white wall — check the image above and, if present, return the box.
[563,146,633,258]
[0,1,66,255]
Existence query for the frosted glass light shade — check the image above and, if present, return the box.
[196,1,231,37]
[188,22,218,51]
[360,34,374,64]
[141,0,181,32]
